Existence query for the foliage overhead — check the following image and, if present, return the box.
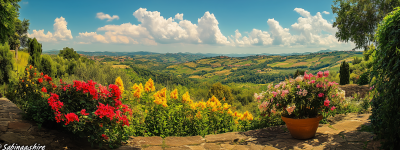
[0,0,21,44]
[332,0,400,51]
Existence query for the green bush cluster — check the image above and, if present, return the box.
[370,7,400,149]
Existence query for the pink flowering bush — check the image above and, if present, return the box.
[256,70,343,119]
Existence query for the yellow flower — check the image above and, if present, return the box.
[223,103,230,110]
[190,103,197,110]
[115,77,124,94]
[235,120,239,124]
[241,111,253,121]
[145,78,155,92]
[26,84,28,87]
[227,109,232,114]
[132,83,143,99]
[195,111,202,119]
[145,110,148,113]
[170,89,178,99]
[211,107,218,112]
[32,82,34,85]
[182,92,192,103]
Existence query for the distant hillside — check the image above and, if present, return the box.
[44,49,340,58]
[148,51,363,84]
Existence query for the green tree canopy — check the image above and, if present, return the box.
[207,82,234,104]
[58,47,80,60]
[0,0,21,44]
[331,0,400,51]
[40,55,57,77]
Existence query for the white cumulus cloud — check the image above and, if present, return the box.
[79,8,230,45]
[28,16,72,42]
[96,12,120,22]
[174,13,183,21]
[228,29,273,47]
[322,11,330,14]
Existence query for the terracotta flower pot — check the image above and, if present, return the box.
[281,114,323,139]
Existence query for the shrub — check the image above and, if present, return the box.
[370,7,400,149]
[357,71,370,85]
[126,79,254,138]
[7,65,58,128]
[0,42,14,84]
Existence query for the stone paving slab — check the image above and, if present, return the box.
[165,136,204,147]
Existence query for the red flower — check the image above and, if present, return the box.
[330,106,336,111]
[100,123,103,127]
[38,78,43,83]
[34,73,36,76]
[40,72,43,76]
[318,93,324,98]
[55,113,64,123]
[101,134,109,140]
[44,75,52,82]
[64,113,79,125]
[324,99,330,107]
[94,103,115,120]
[29,65,32,69]
[47,93,63,113]
[81,109,89,116]
[41,87,47,93]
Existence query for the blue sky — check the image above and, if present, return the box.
[19,0,357,54]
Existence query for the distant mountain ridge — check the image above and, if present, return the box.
[43,49,340,57]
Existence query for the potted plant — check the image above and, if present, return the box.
[255,70,344,139]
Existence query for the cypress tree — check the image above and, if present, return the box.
[339,60,350,85]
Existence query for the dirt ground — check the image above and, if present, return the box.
[338,84,370,98]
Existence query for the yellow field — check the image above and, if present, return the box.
[189,75,203,79]
[215,70,231,75]
[112,65,130,69]
[291,62,308,67]
[184,62,197,68]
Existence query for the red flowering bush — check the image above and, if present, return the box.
[43,79,133,148]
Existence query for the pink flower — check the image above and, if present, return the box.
[324,71,329,77]
[272,91,278,97]
[332,94,335,98]
[317,71,323,78]
[324,99,330,107]
[309,73,314,78]
[281,90,289,97]
[318,93,324,97]
[311,80,315,84]
[325,79,328,82]
[297,85,300,88]
[330,106,336,111]
[304,74,310,80]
